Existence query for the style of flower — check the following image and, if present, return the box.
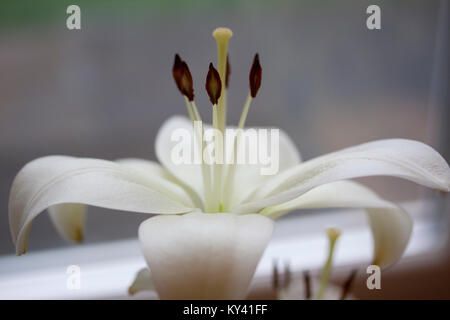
[8,27,450,300]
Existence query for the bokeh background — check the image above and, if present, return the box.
[0,0,448,298]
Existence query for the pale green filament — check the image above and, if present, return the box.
[237,94,252,129]
[316,228,341,300]
[212,104,222,211]
[184,97,195,122]
[222,94,252,211]
[187,100,213,212]
[191,101,202,124]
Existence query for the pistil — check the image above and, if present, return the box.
[212,27,232,133]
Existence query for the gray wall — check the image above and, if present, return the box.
[0,0,446,255]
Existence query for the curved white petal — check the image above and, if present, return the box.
[9,156,195,255]
[235,139,450,213]
[367,207,412,269]
[48,204,86,243]
[155,115,301,204]
[138,212,274,299]
[228,125,301,207]
[46,158,201,245]
[128,268,156,295]
[262,181,412,268]
[117,158,172,178]
[155,116,204,198]
[117,158,202,208]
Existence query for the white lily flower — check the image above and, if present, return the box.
[8,27,450,300]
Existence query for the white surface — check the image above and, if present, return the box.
[0,200,444,299]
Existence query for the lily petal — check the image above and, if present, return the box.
[9,156,194,255]
[262,180,412,268]
[138,212,274,299]
[155,116,204,197]
[117,158,202,208]
[48,204,86,243]
[46,158,201,245]
[128,268,156,295]
[236,139,450,213]
[229,125,301,207]
[155,115,301,203]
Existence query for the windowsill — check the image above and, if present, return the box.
[0,199,446,299]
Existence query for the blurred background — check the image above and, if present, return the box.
[0,0,448,299]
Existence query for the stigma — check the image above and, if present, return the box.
[212,27,233,42]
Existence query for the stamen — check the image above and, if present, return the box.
[191,101,202,122]
[173,55,213,211]
[222,94,251,210]
[185,99,213,211]
[212,103,222,211]
[173,54,195,121]
[205,63,222,105]
[249,53,262,98]
[238,94,252,129]
[172,53,183,82]
[183,97,195,122]
[222,54,262,210]
[283,262,292,289]
[191,117,213,212]
[272,259,279,290]
[303,270,312,299]
[172,54,194,101]
[206,63,223,211]
[340,269,357,300]
[316,228,341,300]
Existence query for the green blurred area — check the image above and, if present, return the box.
[0,0,243,28]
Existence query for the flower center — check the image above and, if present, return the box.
[172,27,262,213]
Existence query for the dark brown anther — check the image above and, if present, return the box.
[340,269,357,300]
[205,63,222,105]
[272,259,279,290]
[173,54,182,67]
[283,262,292,289]
[303,270,312,300]
[225,55,231,88]
[172,54,183,90]
[172,54,195,101]
[249,53,262,98]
